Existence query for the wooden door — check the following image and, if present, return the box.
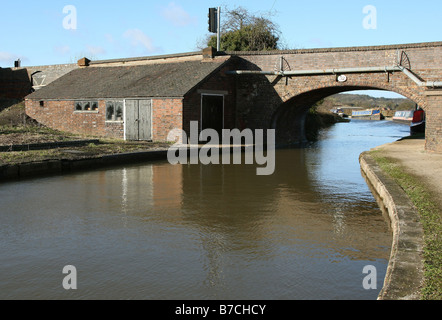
[138,99,152,141]
[125,99,152,141]
[125,100,139,141]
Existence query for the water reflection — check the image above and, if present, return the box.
[0,120,409,300]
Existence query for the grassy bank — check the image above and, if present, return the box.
[0,102,170,166]
[370,150,442,300]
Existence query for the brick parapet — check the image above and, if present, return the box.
[225,41,442,56]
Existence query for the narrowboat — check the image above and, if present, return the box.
[410,108,425,134]
[351,109,383,120]
[392,110,414,124]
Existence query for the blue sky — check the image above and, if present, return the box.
[1,0,440,97]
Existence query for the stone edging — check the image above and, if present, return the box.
[225,41,442,56]
[0,139,100,152]
[359,152,425,300]
[0,149,169,182]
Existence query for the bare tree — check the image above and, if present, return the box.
[203,6,283,51]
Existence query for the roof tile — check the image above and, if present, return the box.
[27,57,230,100]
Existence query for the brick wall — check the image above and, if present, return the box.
[425,93,442,153]
[26,99,122,138]
[152,99,183,142]
[230,42,442,72]
[105,121,125,139]
[183,63,237,137]
[0,68,32,108]
[26,97,184,141]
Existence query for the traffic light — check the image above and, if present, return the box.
[208,8,217,33]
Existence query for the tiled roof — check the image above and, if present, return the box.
[26,57,231,100]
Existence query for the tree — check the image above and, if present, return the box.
[206,7,282,51]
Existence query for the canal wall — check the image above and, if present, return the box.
[0,149,169,181]
[0,145,254,182]
[359,152,425,300]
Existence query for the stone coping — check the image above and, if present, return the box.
[360,152,425,300]
[0,149,169,182]
[0,139,100,152]
[0,145,255,182]
[224,41,442,56]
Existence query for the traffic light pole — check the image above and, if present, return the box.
[216,7,221,52]
[208,7,221,52]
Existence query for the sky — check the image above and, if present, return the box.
[1,0,440,98]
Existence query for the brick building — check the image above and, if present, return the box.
[25,48,236,142]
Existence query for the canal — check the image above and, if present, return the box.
[0,120,410,300]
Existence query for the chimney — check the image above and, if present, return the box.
[14,59,21,68]
[77,57,91,67]
[203,47,217,59]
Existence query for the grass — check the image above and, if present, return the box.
[0,138,171,165]
[0,102,170,165]
[370,150,442,300]
[0,125,68,135]
[0,101,28,126]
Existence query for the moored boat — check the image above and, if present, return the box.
[351,109,383,120]
[410,108,425,134]
[392,110,414,124]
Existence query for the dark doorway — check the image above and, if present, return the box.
[201,95,224,135]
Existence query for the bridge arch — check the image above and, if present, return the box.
[269,81,422,146]
[232,42,442,152]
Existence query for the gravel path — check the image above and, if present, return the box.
[372,138,442,210]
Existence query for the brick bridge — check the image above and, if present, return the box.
[4,42,442,152]
[227,42,442,152]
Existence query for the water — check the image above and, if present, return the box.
[0,120,410,300]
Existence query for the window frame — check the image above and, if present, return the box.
[105,100,124,123]
[74,101,99,113]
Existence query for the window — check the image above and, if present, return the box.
[39,101,45,107]
[74,101,99,112]
[106,101,124,122]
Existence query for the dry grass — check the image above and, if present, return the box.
[0,101,170,165]
[370,150,442,300]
